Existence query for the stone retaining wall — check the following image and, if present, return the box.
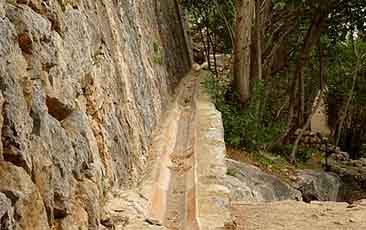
[195,72,233,229]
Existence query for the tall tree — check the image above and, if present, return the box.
[234,0,254,104]
[288,10,328,131]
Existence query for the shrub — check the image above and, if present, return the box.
[203,73,286,152]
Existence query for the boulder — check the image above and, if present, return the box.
[295,170,341,202]
[327,159,366,202]
[225,159,302,201]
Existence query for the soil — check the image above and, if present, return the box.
[231,200,366,230]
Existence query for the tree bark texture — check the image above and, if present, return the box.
[234,0,254,104]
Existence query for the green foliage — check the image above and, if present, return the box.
[226,168,240,177]
[326,38,366,156]
[328,1,366,44]
[257,157,274,167]
[152,41,164,65]
[328,40,366,102]
[272,0,337,11]
[296,148,317,163]
[204,74,286,151]
[182,0,235,53]
[191,0,366,162]
[272,143,321,164]
[6,0,16,5]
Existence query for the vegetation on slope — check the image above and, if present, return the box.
[183,0,366,166]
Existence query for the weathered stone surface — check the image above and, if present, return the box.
[195,73,233,229]
[327,159,366,202]
[0,161,49,230]
[0,0,5,18]
[0,92,4,159]
[295,170,341,202]
[75,179,102,230]
[225,159,302,202]
[0,192,15,229]
[0,0,191,229]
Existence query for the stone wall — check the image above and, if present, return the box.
[0,0,191,229]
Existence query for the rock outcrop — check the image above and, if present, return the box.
[295,170,341,202]
[328,158,366,202]
[0,0,191,229]
[225,159,302,202]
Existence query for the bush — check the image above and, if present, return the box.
[203,73,286,152]
[296,148,317,163]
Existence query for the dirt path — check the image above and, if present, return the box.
[232,200,366,230]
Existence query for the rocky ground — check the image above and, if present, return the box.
[225,149,366,230]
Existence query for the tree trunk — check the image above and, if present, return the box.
[214,0,235,49]
[256,0,263,82]
[255,0,263,126]
[204,9,212,71]
[336,57,360,146]
[288,12,326,139]
[234,0,254,104]
[290,89,324,164]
